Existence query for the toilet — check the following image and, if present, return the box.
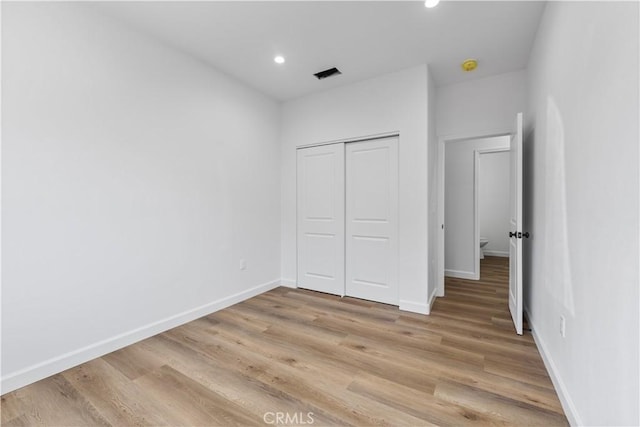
[479,237,489,259]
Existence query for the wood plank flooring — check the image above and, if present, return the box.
[1,256,567,426]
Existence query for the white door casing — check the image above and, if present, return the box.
[296,144,345,296]
[509,113,524,335]
[437,139,445,296]
[345,137,399,305]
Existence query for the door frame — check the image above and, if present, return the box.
[436,128,512,297]
[473,147,510,280]
[296,131,400,149]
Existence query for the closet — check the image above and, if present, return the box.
[296,136,399,305]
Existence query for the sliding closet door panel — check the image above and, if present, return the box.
[297,144,345,295]
[346,137,398,305]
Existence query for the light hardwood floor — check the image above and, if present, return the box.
[1,256,567,426]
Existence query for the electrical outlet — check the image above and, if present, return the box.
[559,315,566,338]
[240,259,246,271]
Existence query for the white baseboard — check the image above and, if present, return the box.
[0,279,281,395]
[483,250,509,257]
[399,299,429,315]
[398,287,438,315]
[445,269,479,280]
[525,308,582,426]
[280,278,298,288]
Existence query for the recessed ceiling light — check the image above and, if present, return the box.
[424,0,440,8]
[274,55,285,64]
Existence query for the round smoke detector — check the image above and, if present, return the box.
[461,59,478,72]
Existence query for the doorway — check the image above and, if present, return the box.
[476,148,511,277]
[439,135,510,282]
[471,149,512,319]
[437,134,513,334]
[436,113,524,335]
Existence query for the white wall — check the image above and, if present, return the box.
[437,70,527,138]
[280,65,432,313]
[525,2,639,425]
[2,3,281,392]
[479,151,510,256]
[444,136,509,278]
[426,67,439,306]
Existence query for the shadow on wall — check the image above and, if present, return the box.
[523,126,535,309]
[544,96,575,317]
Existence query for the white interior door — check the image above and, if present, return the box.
[297,144,345,296]
[345,137,399,305]
[509,113,524,335]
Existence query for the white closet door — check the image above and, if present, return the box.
[296,144,345,296]
[346,137,398,305]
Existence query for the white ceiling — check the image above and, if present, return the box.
[96,1,546,101]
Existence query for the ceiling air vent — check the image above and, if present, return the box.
[314,67,342,80]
